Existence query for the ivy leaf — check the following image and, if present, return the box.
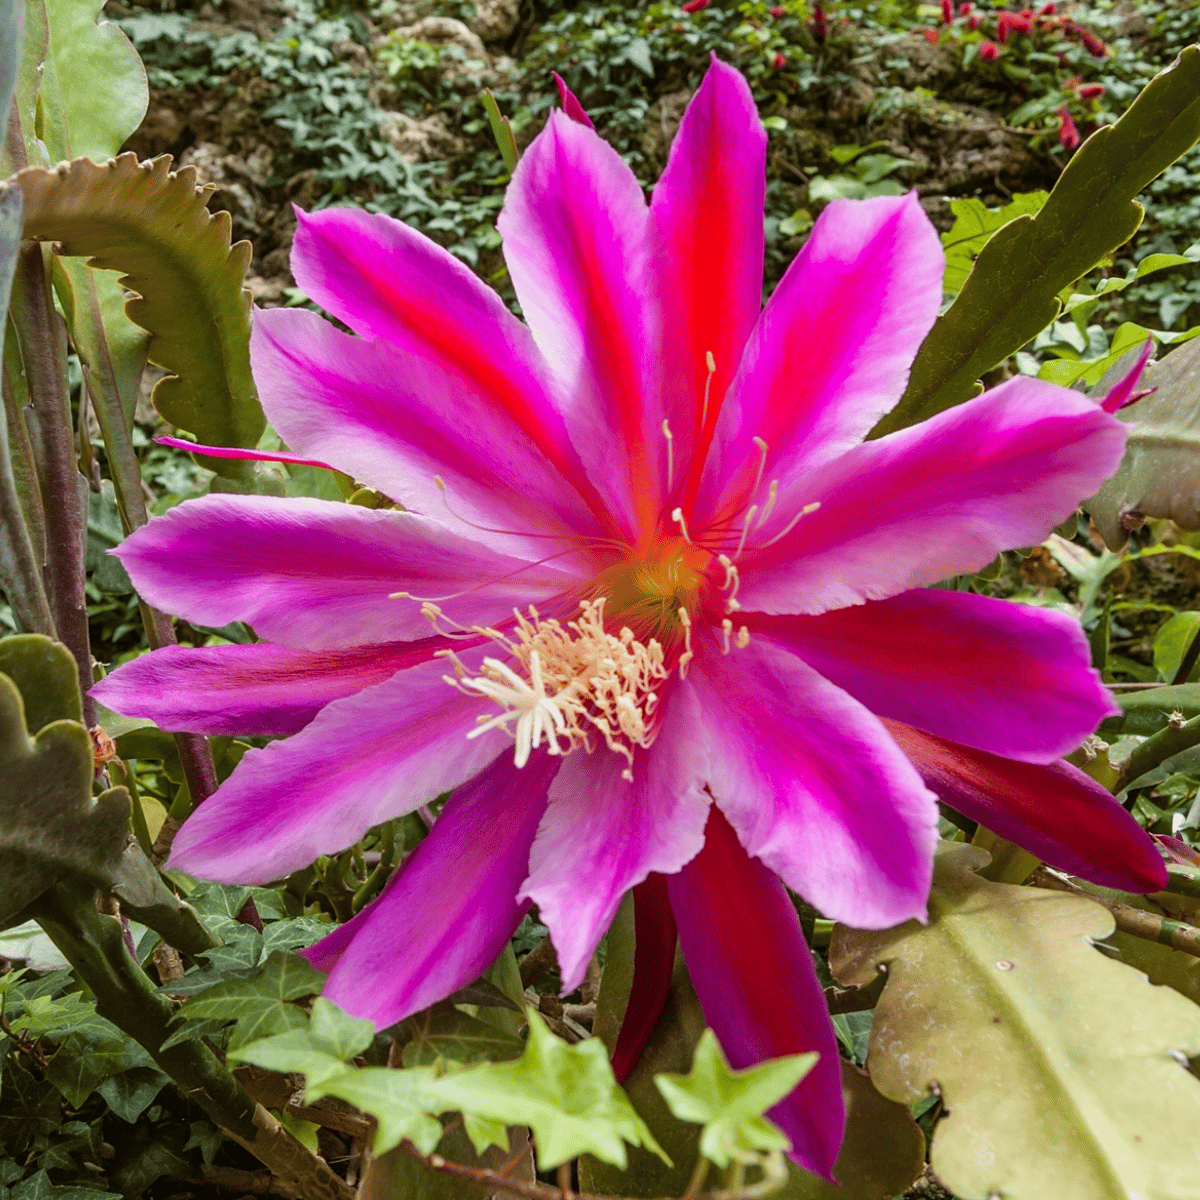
[430,1010,669,1171]
[308,996,374,1061]
[876,46,1200,435]
[95,1066,170,1123]
[655,1030,815,1169]
[400,1000,525,1068]
[314,1066,445,1155]
[227,1028,346,1096]
[44,1020,155,1107]
[171,951,326,1050]
[0,672,130,929]
[830,842,1200,1200]
[17,154,265,484]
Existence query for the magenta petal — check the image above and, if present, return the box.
[689,638,938,929]
[647,57,765,498]
[166,658,506,883]
[251,306,608,560]
[750,589,1116,763]
[669,807,845,1179]
[519,683,711,992]
[91,638,448,736]
[1101,338,1153,413]
[498,111,660,547]
[312,752,557,1028]
[696,192,942,524]
[738,376,1128,614]
[115,494,576,649]
[887,721,1169,893]
[154,437,335,471]
[552,72,594,128]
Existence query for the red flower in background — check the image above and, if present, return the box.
[979,39,1000,59]
[924,27,940,43]
[1078,82,1107,100]
[681,0,709,12]
[770,5,785,17]
[1058,106,1081,149]
[772,49,787,68]
[968,13,981,29]
[941,0,954,23]
[809,3,828,41]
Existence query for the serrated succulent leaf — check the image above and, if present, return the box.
[16,153,263,482]
[877,46,1200,434]
[655,1029,815,1169]
[0,674,130,929]
[0,635,81,732]
[830,842,1200,1200]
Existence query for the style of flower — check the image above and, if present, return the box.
[95,60,1165,1179]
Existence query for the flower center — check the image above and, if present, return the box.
[442,543,707,778]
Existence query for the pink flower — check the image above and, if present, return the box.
[1078,81,1106,100]
[959,2,973,13]
[1058,105,1081,148]
[924,27,940,42]
[809,2,828,39]
[941,0,954,23]
[95,61,1162,1178]
[979,37,1000,58]
[681,0,709,12]
[771,49,787,68]
[968,13,982,29]
[770,5,785,18]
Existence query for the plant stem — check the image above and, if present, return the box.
[9,244,92,721]
[1028,866,1200,959]
[32,878,354,1200]
[1117,712,1200,790]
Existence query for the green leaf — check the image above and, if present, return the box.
[0,673,130,929]
[1154,611,1200,682]
[308,996,374,1061]
[316,1064,445,1155]
[876,47,1200,435]
[940,192,1048,297]
[44,1019,155,1107]
[95,1066,170,1123]
[17,153,264,483]
[655,1029,815,1168]
[624,36,653,76]
[0,635,80,731]
[430,1010,668,1171]
[399,1000,525,1068]
[830,842,1200,1200]
[172,950,326,1050]
[34,0,147,163]
[1106,682,1200,735]
[1085,337,1200,549]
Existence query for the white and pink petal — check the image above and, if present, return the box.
[116,494,577,650]
[166,657,506,883]
[688,636,938,929]
[749,589,1116,763]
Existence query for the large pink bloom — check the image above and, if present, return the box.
[95,61,1164,1179]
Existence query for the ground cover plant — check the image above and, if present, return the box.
[4,1,1200,1199]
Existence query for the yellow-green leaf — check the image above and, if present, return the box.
[831,842,1200,1200]
[16,153,264,483]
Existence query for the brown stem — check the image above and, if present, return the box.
[519,934,559,988]
[1028,866,1200,959]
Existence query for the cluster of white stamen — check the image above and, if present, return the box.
[442,600,670,781]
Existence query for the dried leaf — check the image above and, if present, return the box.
[831,842,1200,1200]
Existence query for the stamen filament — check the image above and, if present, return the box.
[662,420,675,490]
[756,500,822,550]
